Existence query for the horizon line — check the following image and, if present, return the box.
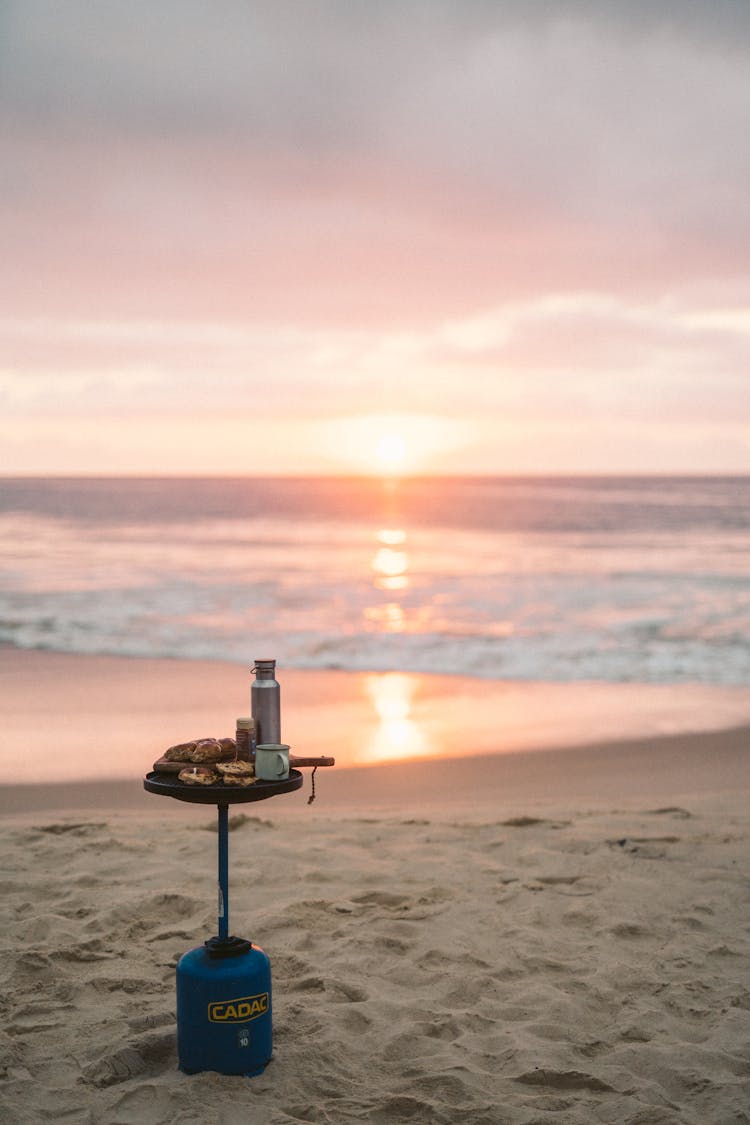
[1,470,748,482]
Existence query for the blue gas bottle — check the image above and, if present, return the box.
[176,936,272,1077]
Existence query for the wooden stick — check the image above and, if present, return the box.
[153,752,335,775]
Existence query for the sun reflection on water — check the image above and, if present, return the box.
[372,527,410,593]
[373,547,408,578]
[365,525,412,625]
[377,528,406,545]
[365,672,429,762]
[362,522,433,760]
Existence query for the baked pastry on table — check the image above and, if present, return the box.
[154,740,257,785]
[155,737,237,775]
[178,765,219,785]
[163,737,236,763]
[216,760,256,786]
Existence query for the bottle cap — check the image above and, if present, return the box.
[236,717,255,730]
[253,659,277,678]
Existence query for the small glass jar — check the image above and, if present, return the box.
[235,717,256,762]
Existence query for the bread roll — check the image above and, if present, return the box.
[178,765,218,785]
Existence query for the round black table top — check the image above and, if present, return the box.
[143,768,304,804]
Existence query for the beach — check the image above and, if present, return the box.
[3,0,750,1109]
[1,650,749,1123]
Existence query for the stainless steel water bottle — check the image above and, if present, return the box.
[251,659,281,746]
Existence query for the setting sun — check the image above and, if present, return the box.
[375,432,408,474]
[319,413,469,476]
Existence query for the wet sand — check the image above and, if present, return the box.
[2,645,749,788]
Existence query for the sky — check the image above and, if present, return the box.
[1,0,749,476]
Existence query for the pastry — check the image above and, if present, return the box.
[190,739,226,763]
[163,737,236,763]
[164,740,199,761]
[178,765,218,786]
[216,760,255,779]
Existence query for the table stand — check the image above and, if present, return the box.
[143,770,303,1076]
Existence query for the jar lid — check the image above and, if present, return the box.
[236,717,255,730]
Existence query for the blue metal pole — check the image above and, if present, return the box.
[218,803,229,940]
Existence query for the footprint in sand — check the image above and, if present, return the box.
[523,875,595,897]
[328,979,368,1003]
[34,822,108,836]
[352,891,412,909]
[288,975,368,1002]
[501,816,547,827]
[515,1067,616,1093]
[127,1011,175,1034]
[51,937,120,963]
[645,806,693,818]
[87,891,207,946]
[500,817,571,829]
[609,921,649,938]
[370,1094,442,1123]
[339,1007,372,1034]
[417,948,492,972]
[289,974,326,993]
[377,935,411,954]
[7,1007,72,1035]
[90,976,171,995]
[80,1029,175,1088]
[352,888,452,921]
[608,835,680,858]
[110,1084,182,1124]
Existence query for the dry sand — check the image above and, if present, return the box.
[1,793,749,1124]
[1,649,749,1123]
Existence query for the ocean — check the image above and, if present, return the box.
[1,475,748,687]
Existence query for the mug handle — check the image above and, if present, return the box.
[276,753,287,776]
